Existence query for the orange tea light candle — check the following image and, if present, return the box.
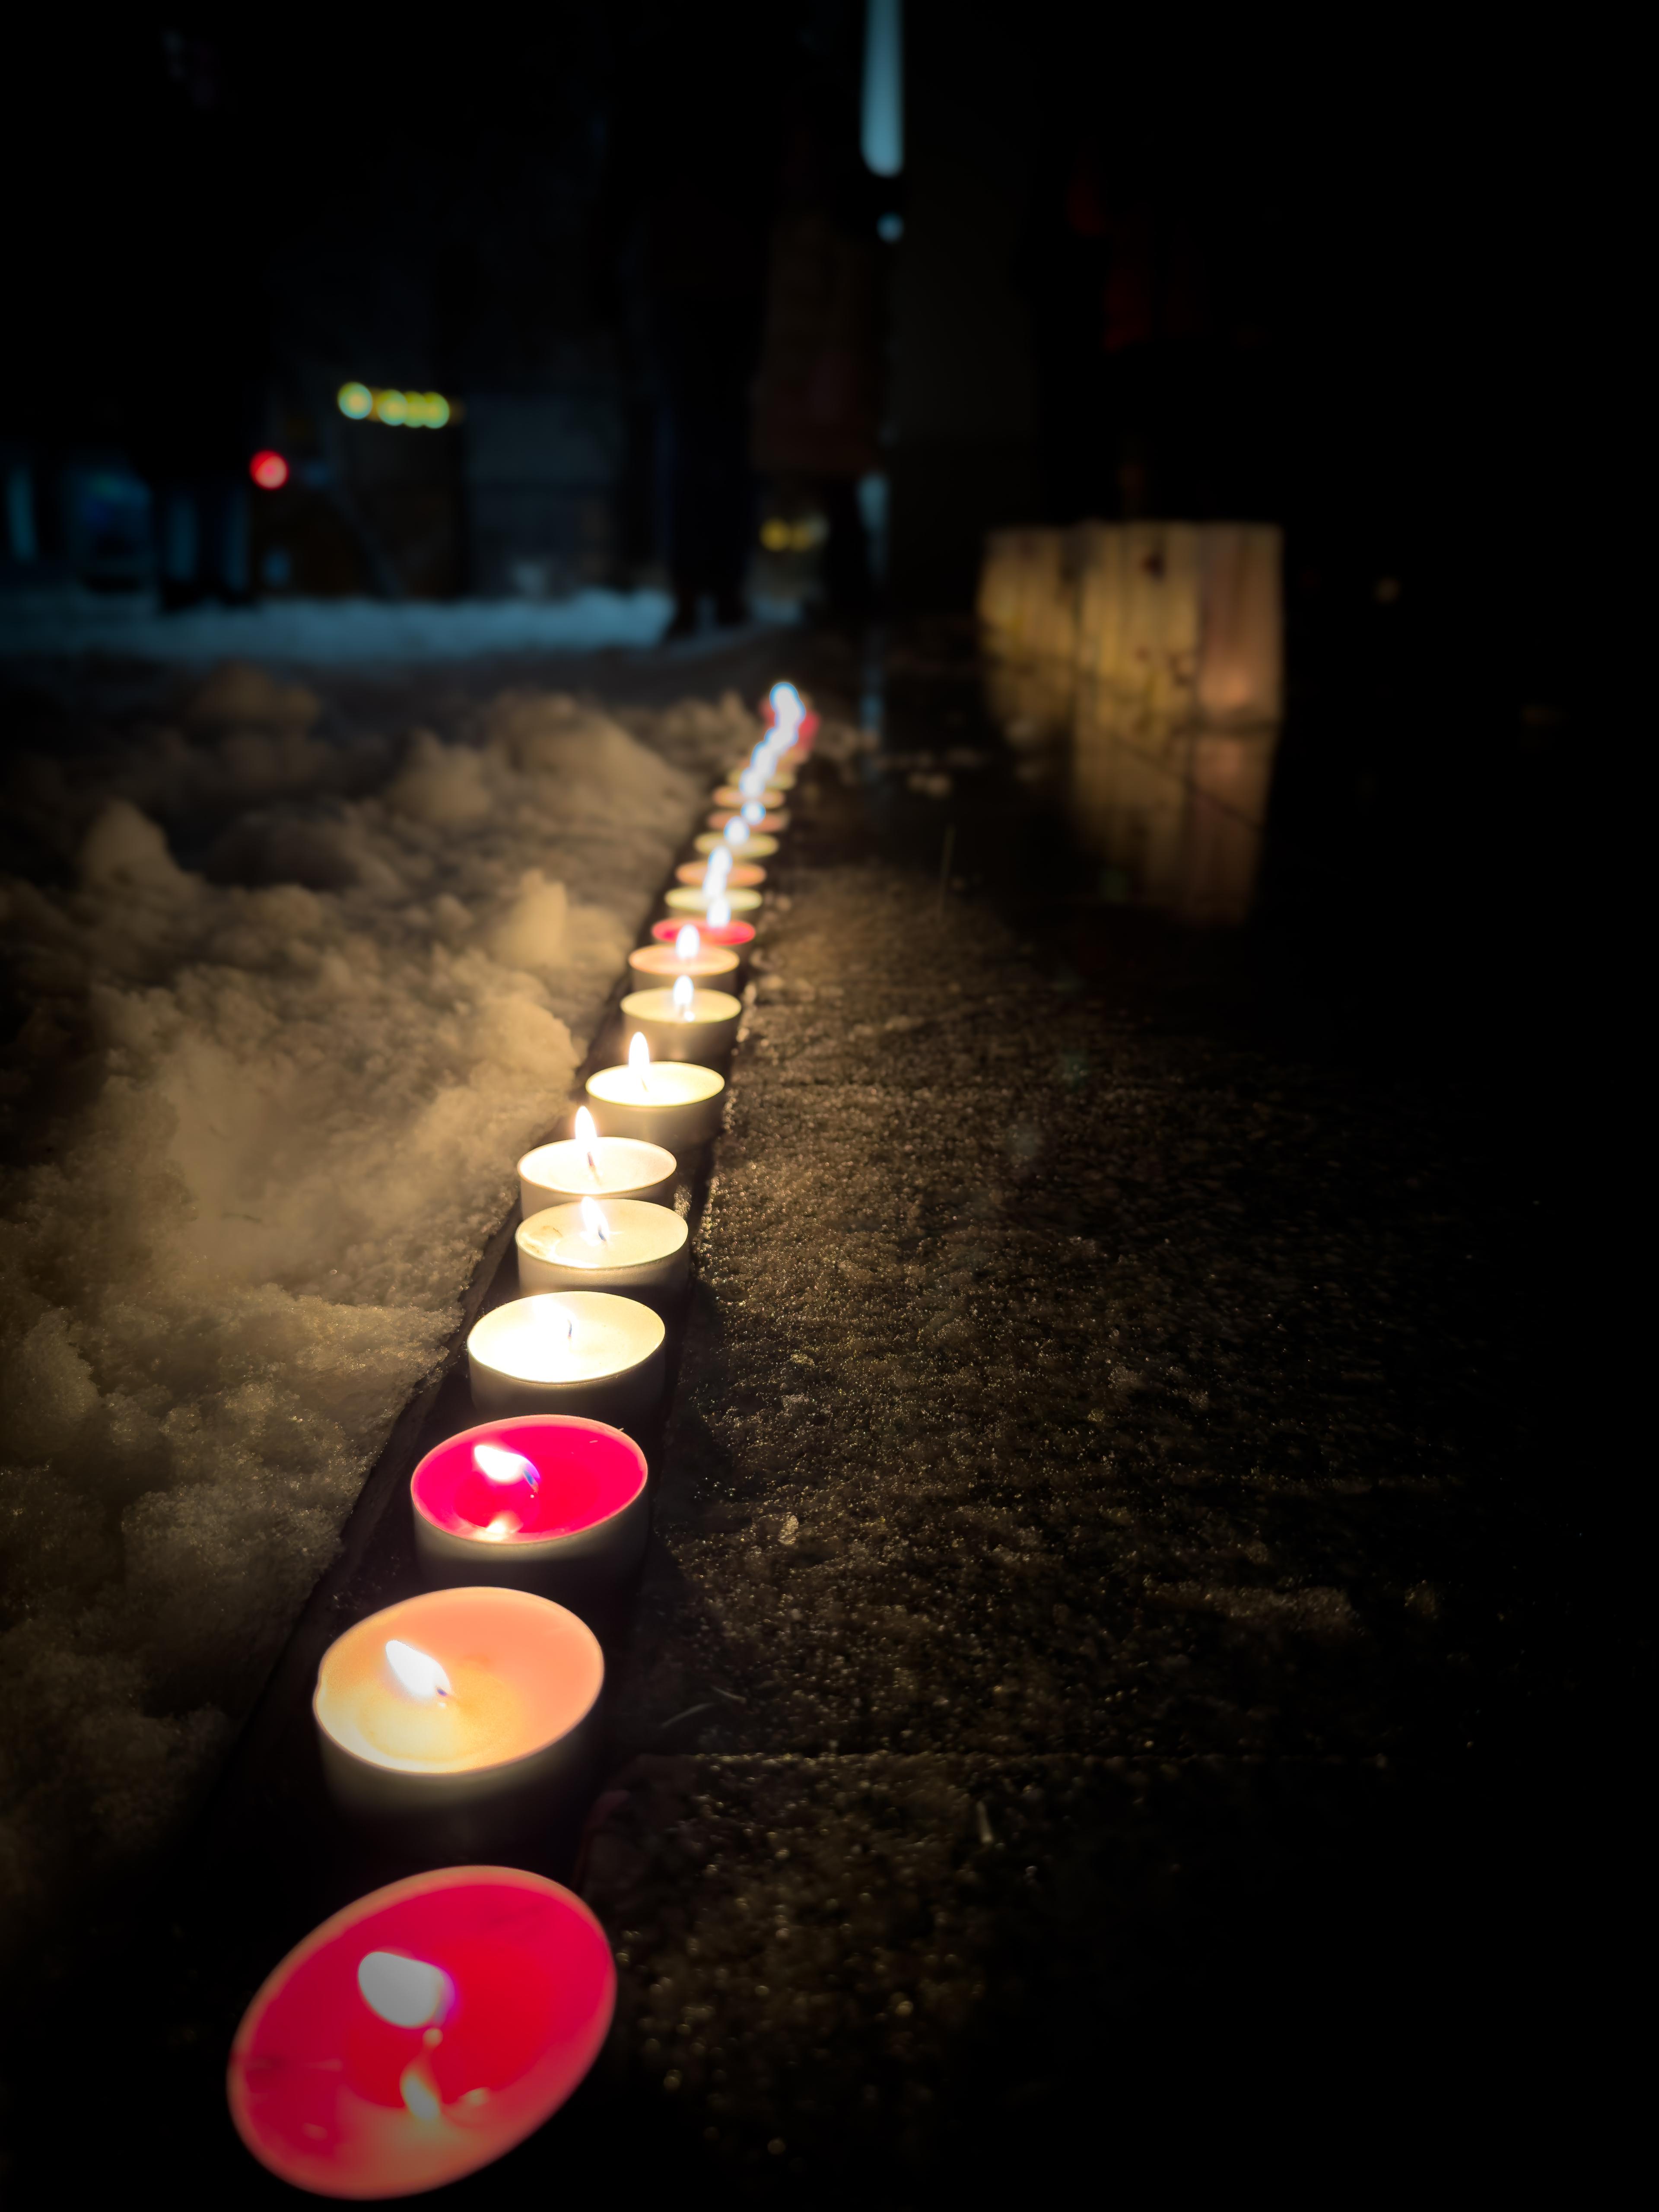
[628,922,739,992]
[312,1586,603,1823]
[410,1414,648,1597]
[228,1865,614,2198]
[694,829,779,860]
[468,1289,665,1425]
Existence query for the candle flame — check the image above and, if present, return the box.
[358,1951,454,2028]
[474,1441,539,1492]
[573,1103,601,1175]
[629,1030,651,1090]
[741,799,765,824]
[708,894,731,928]
[738,769,764,799]
[705,842,732,879]
[723,817,750,847]
[385,1640,453,1702]
[400,2059,442,2123]
[672,975,695,1020]
[579,1195,611,1245]
[674,923,701,960]
[769,680,803,729]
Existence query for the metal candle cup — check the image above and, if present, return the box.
[585,1053,725,1147]
[518,1130,676,1212]
[627,940,740,991]
[228,1866,614,2199]
[518,1198,689,1296]
[693,830,779,859]
[467,1290,665,1426]
[620,984,742,1064]
[675,858,765,887]
[312,1586,603,1835]
[652,914,755,951]
[665,883,761,916]
[410,1414,649,1606]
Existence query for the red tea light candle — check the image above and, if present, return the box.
[628,922,739,993]
[518,1106,675,1212]
[312,1586,603,1827]
[518,1195,689,1296]
[410,1414,648,1597]
[665,882,760,916]
[468,1289,665,1425]
[620,979,741,1064]
[228,1864,614,2199]
[586,1031,724,1147]
[652,913,754,950]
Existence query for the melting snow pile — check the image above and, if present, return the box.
[0,667,755,1951]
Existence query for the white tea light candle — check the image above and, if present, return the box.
[518,1107,675,1211]
[665,883,761,916]
[518,1197,689,1296]
[694,830,778,859]
[586,1032,725,1147]
[467,1290,665,1426]
[620,982,742,1064]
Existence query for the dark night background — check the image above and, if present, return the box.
[0,6,1624,2203]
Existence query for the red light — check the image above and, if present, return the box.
[249,450,289,490]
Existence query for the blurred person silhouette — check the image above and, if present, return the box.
[750,109,882,619]
[595,11,786,636]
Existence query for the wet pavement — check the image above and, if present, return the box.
[6,623,1593,2201]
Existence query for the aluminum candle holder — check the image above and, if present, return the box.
[619,983,742,1065]
[517,1197,689,1297]
[518,1115,676,1213]
[651,914,755,951]
[585,1033,725,1148]
[228,1866,615,2198]
[467,1289,665,1426]
[626,939,740,991]
[410,1413,649,1608]
[311,1586,604,1840]
[664,883,761,917]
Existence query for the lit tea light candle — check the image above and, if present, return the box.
[585,1030,725,1147]
[229,1864,614,2198]
[518,1106,675,1212]
[652,912,755,951]
[410,1414,648,1598]
[709,807,788,833]
[713,781,787,810]
[665,882,761,916]
[693,830,779,859]
[312,1585,603,1824]
[627,922,740,992]
[518,1195,689,1295]
[675,861,765,891]
[727,758,796,791]
[468,1288,665,1425]
[620,977,742,1064]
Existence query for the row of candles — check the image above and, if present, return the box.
[231,687,816,2195]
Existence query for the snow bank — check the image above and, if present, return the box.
[0,667,756,1951]
[0,587,678,663]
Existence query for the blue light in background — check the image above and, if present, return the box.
[861,0,903,178]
